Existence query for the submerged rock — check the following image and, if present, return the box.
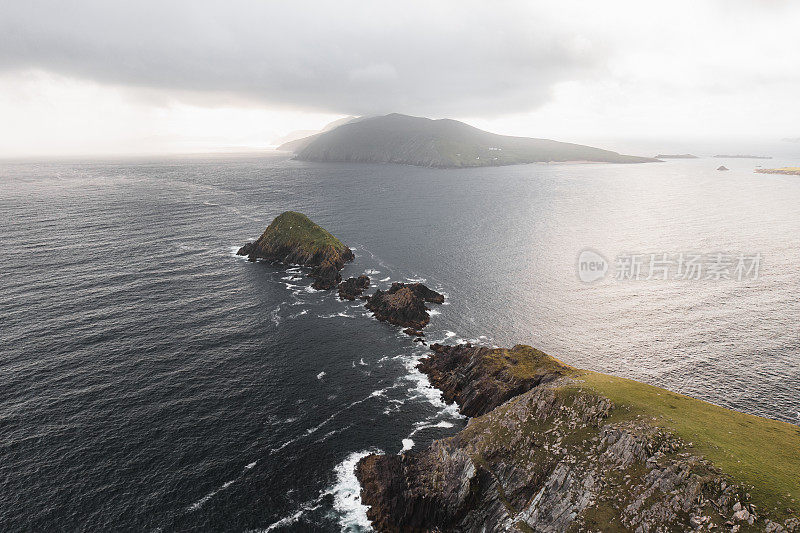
[236,211,353,290]
[338,275,371,301]
[365,282,444,330]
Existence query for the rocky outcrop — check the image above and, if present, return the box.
[237,211,354,290]
[418,343,572,417]
[365,282,444,332]
[338,275,370,301]
[357,343,800,532]
[717,165,730,171]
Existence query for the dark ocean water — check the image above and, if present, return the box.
[1,151,799,531]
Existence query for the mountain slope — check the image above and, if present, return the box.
[283,113,657,168]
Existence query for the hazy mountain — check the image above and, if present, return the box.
[276,116,359,152]
[280,113,657,168]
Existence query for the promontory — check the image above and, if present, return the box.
[279,113,658,168]
[357,343,800,532]
[237,211,353,289]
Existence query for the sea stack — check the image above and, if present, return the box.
[237,211,354,289]
[365,282,444,333]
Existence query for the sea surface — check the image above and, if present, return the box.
[2,149,799,531]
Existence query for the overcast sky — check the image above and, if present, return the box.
[1,0,799,156]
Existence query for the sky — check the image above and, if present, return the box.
[1,0,799,157]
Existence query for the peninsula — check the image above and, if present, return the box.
[357,343,800,532]
[237,211,354,289]
[279,113,658,168]
[756,167,800,176]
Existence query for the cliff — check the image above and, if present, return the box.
[237,211,354,289]
[283,113,658,168]
[358,343,800,532]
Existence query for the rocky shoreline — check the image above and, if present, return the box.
[356,344,800,532]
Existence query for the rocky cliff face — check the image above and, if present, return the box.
[237,211,354,289]
[365,283,444,332]
[357,344,800,532]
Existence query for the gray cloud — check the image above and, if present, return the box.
[0,1,603,116]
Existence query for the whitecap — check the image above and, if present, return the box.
[245,461,257,470]
[445,331,457,338]
[379,276,391,282]
[359,358,367,366]
[262,500,322,532]
[317,371,326,380]
[405,276,426,283]
[188,479,235,511]
[365,269,381,275]
[429,309,441,316]
[401,438,414,452]
[323,450,379,530]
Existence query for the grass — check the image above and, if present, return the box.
[481,344,574,381]
[568,370,800,520]
[261,211,346,254]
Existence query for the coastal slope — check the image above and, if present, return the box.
[237,211,353,289]
[281,113,658,168]
[358,344,800,532]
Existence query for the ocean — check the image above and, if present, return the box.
[2,150,799,531]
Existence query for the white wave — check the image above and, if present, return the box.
[188,479,235,511]
[365,269,381,275]
[245,461,257,470]
[401,438,414,452]
[261,500,321,532]
[304,285,317,293]
[323,450,379,531]
[288,309,309,319]
[405,276,426,283]
[359,358,367,366]
[316,371,326,380]
[271,305,282,326]
[428,309,441,316]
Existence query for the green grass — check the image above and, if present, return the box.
[261,211,346,254]
[568,370,800,520]
[481,344,574,381]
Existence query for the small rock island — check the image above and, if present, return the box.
[365,282,445,335]
[237,211,354,289]
[357,343,800,532]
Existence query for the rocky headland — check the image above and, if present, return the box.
[357,343,800,532]
[365,282,445,334]
[237,211,354,289]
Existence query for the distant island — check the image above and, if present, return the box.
[756,167,800,176]
[655,154,698,159]
[278,113,658,168]
[782,138,800,143]
[714,154,772,159]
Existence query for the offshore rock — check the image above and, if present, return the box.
[365,282,444,330]
[237,211,353,290]
[338,275,371,301]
